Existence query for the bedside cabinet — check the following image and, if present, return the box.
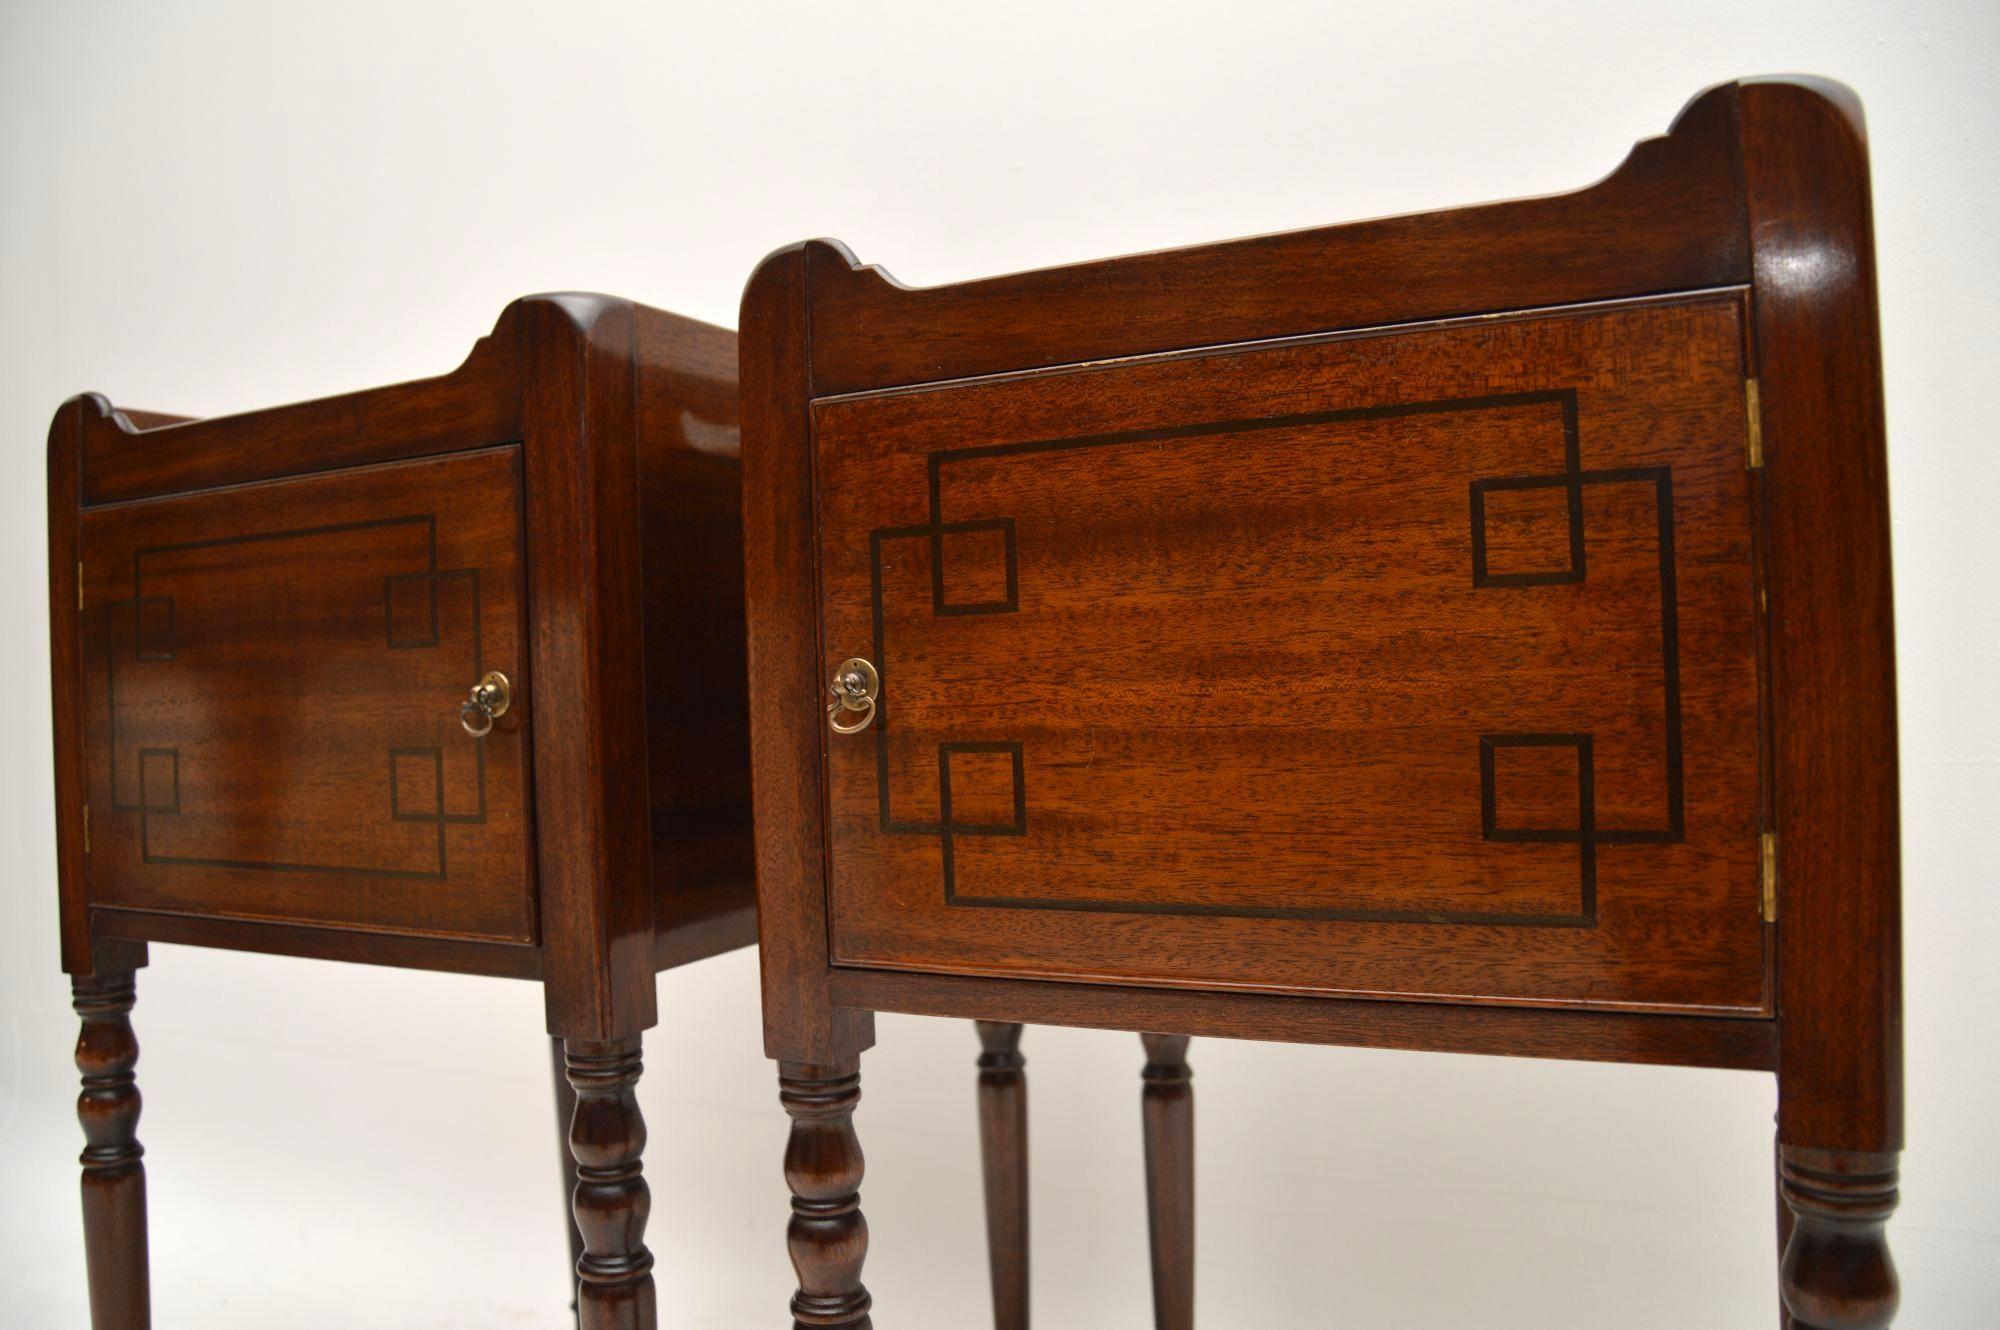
[49,294,753,1329]
[741,77,1902,1328]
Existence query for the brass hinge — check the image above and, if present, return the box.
[83,802,91,854]
[78,562,84,610]
[1745,379,1764,469]
[1760,830,1778,922]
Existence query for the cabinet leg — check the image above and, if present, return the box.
[552,1036,585,1324]
[565,1037,656,1330]
[1140,1034,1194,1330]
[975,1022,1029,1330]
[74,970,150,1330]
[1778,1146,1899,1330]
[1775,1132,1795,1329]
[780,1059,872,1329]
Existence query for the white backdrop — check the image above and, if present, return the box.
[3,3,1995,1326]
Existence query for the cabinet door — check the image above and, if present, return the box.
[813,293,1768,1014]
[78,447,534,942]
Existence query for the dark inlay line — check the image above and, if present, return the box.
[858,385,1682,927]
[106,509,494,878]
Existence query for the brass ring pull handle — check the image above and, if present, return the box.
[826,658,879,735]
[460,670,512,738]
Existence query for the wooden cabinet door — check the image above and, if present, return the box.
[77,447,534,942]
[813,293,1769,1014]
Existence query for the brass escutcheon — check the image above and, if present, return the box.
[826,657,879,735]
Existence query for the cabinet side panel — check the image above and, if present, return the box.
[635,312,756,959]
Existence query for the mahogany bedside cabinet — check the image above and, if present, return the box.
[47,294,760,1329]
[740,75,1902,1329]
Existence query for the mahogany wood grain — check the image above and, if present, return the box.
[1739,77,1904,1324]
[51,295,757,1329]
[651,903,757,972]
[635,314,757,947]
[800,84,1747,394]
[74,969,149,1330]
[566,1037,656,1329]
[742,76,1905,1323]
[829,968,1778,1070]
[49,400,91,973]
[552,1036,586,1323]
[974,1022,1029,1330]
[815,291,1765,1012]
[90,907,543,978]
[107,409,194,431]
[52,294,756,1026]
[742,248,876,1067]
[1741,80,1903,1151]
[77,446,535,942]
[520,296,657,1038]
[1777,1133,1799,1330]
[780,1060,873,1328]
[1778,1147,1899,1329]
[77,332,522,506]
[1139,1036,1193,1330]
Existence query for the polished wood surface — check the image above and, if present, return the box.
[49,295,756,1329]
[800,83,1747,395]
[743,243,877,1069]
[780,1061,873,1329]
[974,1022,1029,1330]
[50,293,753,1017]
[552,1036,586,1323]
[89,907,543,977]
[636,315,757,949]
[566,1037,656,1329]
[1777,1133,1797,1329]
[1778,1147,1900,1329]
[73,966,149,1330]
[1742,80,1903,1153]
[1736,77,1904,1321]
[518,296,656,1037]
[77,446,533,941]
[742,76,1904,1324]
[816,292,1765,1012]
[48,387,91,990]
[833,967,1777,1070]
[75,337,523,507]
[1139,1035,1193,1330]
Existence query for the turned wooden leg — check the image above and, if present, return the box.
[780,1060,872,1329]
[552,1036,585,1325]
[565,1037,655,1330]
[74,971,150,1330]
[975,1022,1029,1330]
[1775,1132,1796,1329]
[1778,1146,1899,1330]
[1140,1034,1193,1330]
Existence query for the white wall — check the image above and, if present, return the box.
[2,3,1994,1326]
